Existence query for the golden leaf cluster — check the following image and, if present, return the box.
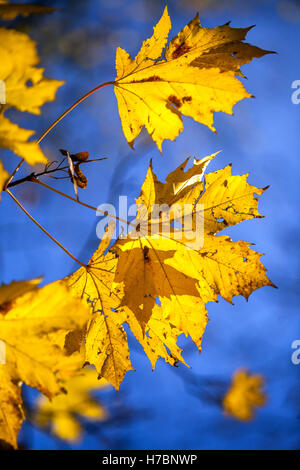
[64,154,274,389]
[0,6,274,449]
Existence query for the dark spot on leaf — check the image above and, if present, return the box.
[182,96,192,103]
[172,42,191,59]
[168,94,182,108]
[131,75,162,83]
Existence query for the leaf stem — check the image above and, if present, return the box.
[6,189,87,268]
[32,178,133,227]
[5,80,115,187]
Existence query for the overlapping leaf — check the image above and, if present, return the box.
[0,280,91,448]
[65,223,134,390]
[35,368,108,442]
[111,154,274,370]
[0,27,64,164]
[65,154,274,388]
[114,7,272,150]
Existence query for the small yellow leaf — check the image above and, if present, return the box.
[114,7,272,150]
[0,280,91,448]
[35,368,108,443]
[223,369,267,421]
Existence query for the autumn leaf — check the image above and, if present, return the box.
[111,153,274,370]
[35,368,108,443]
[114,7,272,150]
[0,279,91,448]
[0,0,55,20]
[65,222,134,390]
[65,154,274,387]
[0,27,64,164]
[223,368,267,421]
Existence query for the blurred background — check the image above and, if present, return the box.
[1,0,300,450]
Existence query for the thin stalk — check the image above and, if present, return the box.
[5,80,115,187]
[6,189,86,268]
[32,178,133,228]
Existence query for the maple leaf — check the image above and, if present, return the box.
[0,279,91,448]
[65,222,134,391]
[0,0,54,20]
[0,27,64,164]
[35,368,108,443]
[66,154,274,387]
[0,159,8,200]
[111,153,275,370]
[223,368,267,421]
[114,7,272,150]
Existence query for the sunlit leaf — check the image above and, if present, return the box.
[114,7,272,150]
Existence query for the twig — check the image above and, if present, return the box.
[6,158,107,189]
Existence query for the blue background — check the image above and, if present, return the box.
[1,0,299,449]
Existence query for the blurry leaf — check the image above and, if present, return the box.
[0,115,47,165]
[0,280,91,448]
[0,27,64,164]
[35,368,108,443]
[114,6,272,150]
[0,0,55,20]
[65,222,134,391]
[223,369,267,420]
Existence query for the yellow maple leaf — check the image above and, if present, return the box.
[0,27,64,164]
[0,279,91,448]
[65,222,134,390]
[111,153,274,369]
[0,0,54,20]
[65,155,274,386]
[223,368,267,421]
[35,368,108,443]
[114,7,272,150]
